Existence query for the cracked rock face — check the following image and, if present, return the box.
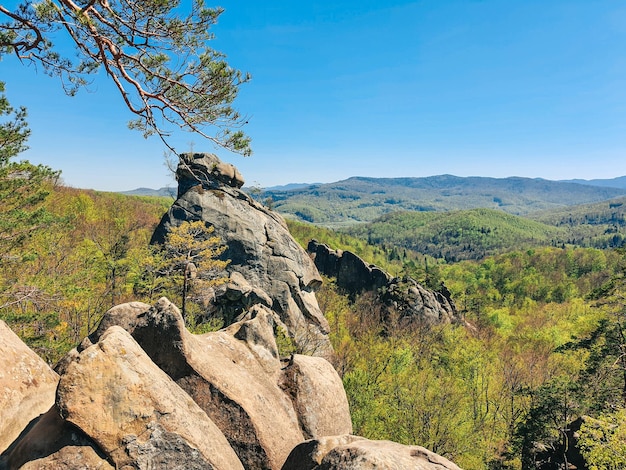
[151,153,331,356]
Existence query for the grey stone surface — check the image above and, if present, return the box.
[152,153,331,356]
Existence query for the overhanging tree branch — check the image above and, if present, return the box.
[0,0,251,155]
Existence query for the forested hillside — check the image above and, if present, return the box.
[0,186,172,362]
[341,203,626,262]
[290,220,626,469]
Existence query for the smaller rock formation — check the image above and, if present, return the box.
[0,320,59,455]
[307,240,389,296]
[282,435,463,470]
[380,276,457,324]
[307,240,458,324]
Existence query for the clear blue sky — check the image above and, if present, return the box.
[2,0,626,191]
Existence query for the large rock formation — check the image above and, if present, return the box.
[0,320,58,455]
[307,240,458,324]
[151,153,331,355]
[2,298,353,470]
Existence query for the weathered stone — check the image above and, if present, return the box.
[279,355,352,440]
[19,446,112,470]
[307,240,390,296]
[0,405,112,470]
[56,325,243,470]
[0,320,59,455]
[282,435,463,470]
[89,298,350,469]
[90,301,152,341]
[176,152,245,194]
[151,153,331,356]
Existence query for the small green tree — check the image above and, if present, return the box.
[148,220,228,322]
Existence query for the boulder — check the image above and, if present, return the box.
[279,355,352,440]
[176,152,245,194]
[282,435,463,470]
[151,153,331,356]
[0,320,59,455]
[1,405,112,470]
[56,326,244,470]
[87,298,352,469]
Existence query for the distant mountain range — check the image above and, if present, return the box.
[122,175,626,226]
[559,175,626,189]
[258,175,626,225]
[121,186,176,197]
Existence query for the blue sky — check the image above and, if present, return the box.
[2,0,626,191]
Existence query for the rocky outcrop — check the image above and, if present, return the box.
[57,325,243,470]
[151,153,331,356]
[380,276,457,323]
[307,240,390,296]
[0,320,59,455]
[307,240,458,324]
[282,435,463,470]
[3,298,352,470]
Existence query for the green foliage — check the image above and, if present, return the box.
[0,187,170,363]
[0,81,29,163]
[0,82,60,254]
[289,215,626,469]
[578,408,626,470]
[143,220,229,321]
[345,209,570,262]
[275,325,297,358]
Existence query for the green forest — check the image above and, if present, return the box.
[3,86,626,470]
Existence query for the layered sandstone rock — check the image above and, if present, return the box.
[72,298,351,470]
[0,320,59,455]
[151,153,331,356]
[58,326,244,470]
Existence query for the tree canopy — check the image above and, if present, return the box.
[0,0,251,155]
